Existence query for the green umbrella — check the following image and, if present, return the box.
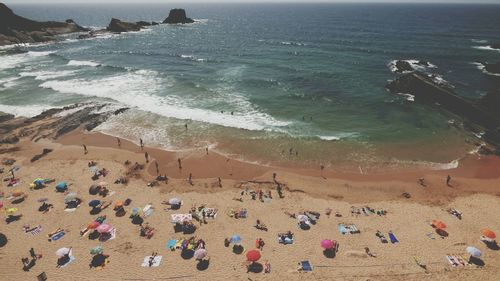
[90,245,103,255]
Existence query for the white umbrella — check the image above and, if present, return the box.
[64,192,78,203]
[55,247,71,257]
[168,198,181,205]
[297,214,309,223]
[466,246,482,258]
[194,248,207,260]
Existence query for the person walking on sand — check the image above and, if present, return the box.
[83,144,88,155]
[155,161,159,175]
[184,124,188,131]
[178,158,182,170]
[218,177,222,188]
[206,147,209,155]
[188,173,193,186]
[117,138,121,148]
[446,175,452,187]
[272,172,277,183]
[145,152,149,163]
[140,138,144,150]
[320,165,325,178]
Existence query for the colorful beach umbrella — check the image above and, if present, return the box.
[230,234,241,244]
[194,248,207,260]
[432,220,447,229]
[90,245,103,255]
[12,190,23,197]
[55,247,71,257]
[88,200,101,207]
[482,229,496,239]
[168,198,181,205]
[466,246,482,258]
[6,207,17,214]
[321,239,334,250]
[88,221,101,229]
[96,223,112,234]
[64,193,78,203]
[246,250,261,262]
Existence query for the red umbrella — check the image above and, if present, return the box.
[321,239,334,250]
[246,249,261,262]
[432,220,446,229]
[482,229,496,239]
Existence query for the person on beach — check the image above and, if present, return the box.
[184,124,188,131]
[155,161,159,175]
[218,177,222,188]
[117,138,121,148]
[273,172,277,183]
[140,138,144,150]
[178,158,182,170]
[418,178,426,187]
[320,165,325,178]
[206,147,209,155]
[446,175,452,186]
[188,173,193,186]
[145,152,149,163]
[83,144,88,154]
[148,252,158,267]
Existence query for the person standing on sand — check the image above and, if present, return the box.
[140,138,144,150]
[188,173,193,186]
[218,177,222,188]
[446,175,452,187]
[178,158,182,170]
[83,144,88,155]
[273,172,277,183]
[185,124,188,131]
[145,152,149,163]
[206,147,209,155]
[155,161,159,175]
[117,138,121,148]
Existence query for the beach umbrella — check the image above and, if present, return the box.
[297,214,309,223]
[33,178,44,184]
[246,250,261,262]
[88,199,101,207]
[432,220,446,229]
[89,184,100,195]
[88,221,100,229]
[91,254,107,267]
[466,246,482,258]
[64,193,78,203]
[131,207,141,215]
[482,229,496,239]
[90,245,104,255]
[230,234,241,244]
[55,247,71,257]
[12,190,23,197]
[115,200,124,207]
[56,182,67,192]
[194,248,207,260]
[96,223,113,234]
[168,198,181,205]
[5,207,17,214]
[321,239,334,250]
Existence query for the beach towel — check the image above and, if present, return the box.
[278,237,294,244]
[338,224,348,235]
[26,225,42,235]
[348,225,360,234]
[109,228,116,240]
[446,255,460,267]
[388,231,399,244]
[50,231,65,242]
[59,256,76,268]
[171,214,192,223]
[166,239,177,250]
[143,205,154,217]
[141,256,162,267]
[238,209,248,218]
[301,261,313,272]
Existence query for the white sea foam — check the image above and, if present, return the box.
[471,39,488,43]
[317,132,359,141]
[180,54,207,62]
[0,76,21,89]
[0,104,51,117]
[472,45,500,52]
[39,71,289,131]
[19,70,77,81]
[471,62,500,77]
[67,60,101,67]
[0,51,55,70]
[388,59,437,74]
[396,92,415,102]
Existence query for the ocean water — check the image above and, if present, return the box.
[1,3,500,170]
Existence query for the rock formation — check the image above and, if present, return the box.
[0,3,88,46]
[163,9,194,24]
[107,18,142,33]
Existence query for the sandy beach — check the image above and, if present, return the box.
[1,125,499,281]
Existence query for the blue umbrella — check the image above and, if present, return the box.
[88,199,101,207]
[230,234,241,244]
[56,182,67,191]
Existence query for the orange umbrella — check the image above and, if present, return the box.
[12,190,23,197]
[432,220,446,229]
[482,229,496,239]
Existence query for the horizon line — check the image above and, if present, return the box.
[4,1,500,5]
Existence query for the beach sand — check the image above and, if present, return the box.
[1,131,499,281]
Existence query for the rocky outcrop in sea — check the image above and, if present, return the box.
[163,9,194,24]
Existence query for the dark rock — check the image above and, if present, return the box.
[136,21,151,27]
[113,107,129,115]
[163,9,194,24]
[0,112,15,123]
[484,62,500,75]
[490,43,500,50]
[30,148,53,162]
[0,135,19,144]
[152,21,160,26]
[390,60,432,74]
[107,18,141,33]
[0,3,88,46]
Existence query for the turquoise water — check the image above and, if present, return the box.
[1,3,500,168]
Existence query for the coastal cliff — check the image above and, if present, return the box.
[0,3,88,46]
